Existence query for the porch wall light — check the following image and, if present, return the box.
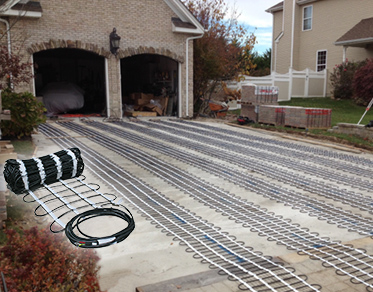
[110,27,121,55]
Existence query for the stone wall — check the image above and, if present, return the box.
[328,123,373,141]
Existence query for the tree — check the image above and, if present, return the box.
[182,0,257,114]
[352,58,373,106]
[330,60,365,100]
[250,48,271,76]
[0,45,33,90]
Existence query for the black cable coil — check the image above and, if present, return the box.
[3,147,84,195]
[65,207,135,248]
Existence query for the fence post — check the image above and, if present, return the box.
[304,68,309,97]
[323,69,327,97]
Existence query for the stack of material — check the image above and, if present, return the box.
[0,141,17,227]
[124,93,169,117]
[258,105,286,126]
[241,85,279,122]
[284,107,332,129]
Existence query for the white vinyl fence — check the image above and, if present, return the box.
[240,68,328,101]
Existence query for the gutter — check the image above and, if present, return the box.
[335,37,373,46]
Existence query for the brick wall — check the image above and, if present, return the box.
[8,0,195,117]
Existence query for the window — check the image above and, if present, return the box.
[303,6,312,31]
[317,50,327,71]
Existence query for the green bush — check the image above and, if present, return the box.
[0,227,104,292]
[1,90,46,139]
[329,60,365,100]
[352,58,373,106]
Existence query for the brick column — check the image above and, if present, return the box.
[106,56,122,118]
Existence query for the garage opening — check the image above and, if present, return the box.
[33,48,106,117]
[121,54,178,117]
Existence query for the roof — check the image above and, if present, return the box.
[266,1,283,13]
[0,0,204,35]
[266,0,322,13]
[172,17,197,30]
[165,0,205,34]
[335,17,373,47]
[12,1,42,12]
[0,0,42,17]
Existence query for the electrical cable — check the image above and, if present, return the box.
[64,206,135,248]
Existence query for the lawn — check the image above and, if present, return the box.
[279,97,372,126]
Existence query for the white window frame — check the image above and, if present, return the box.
[303,5,313,31]
[316,50,327,72]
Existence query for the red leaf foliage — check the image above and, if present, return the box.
[353,58,373,106]
[0,227,104,292]
[0,45,33,90]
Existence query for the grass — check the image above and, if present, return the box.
[279,97,372,126]
[10,138,35,157]
[233,97,373,150]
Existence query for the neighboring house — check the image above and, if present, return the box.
[0,0,204,118]
[266,0,373,96]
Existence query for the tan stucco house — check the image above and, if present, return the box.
[0,0,204,118]
[266,0,373,95]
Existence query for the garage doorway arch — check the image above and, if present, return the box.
[121,54,179,117]
[33,48,106,117]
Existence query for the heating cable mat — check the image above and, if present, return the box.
[74,120,373,235]
[39,122,321,292]
[3,147,135,248]
[39,121,373,291]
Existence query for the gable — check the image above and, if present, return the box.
[164,0,204,34]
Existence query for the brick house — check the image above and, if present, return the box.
[0,0,204,118]
[266,0,373,95]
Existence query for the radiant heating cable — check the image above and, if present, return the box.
[3,148,135,248]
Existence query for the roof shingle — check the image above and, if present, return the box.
[335,17,373,47]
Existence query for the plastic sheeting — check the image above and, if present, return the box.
[41,82,85,117]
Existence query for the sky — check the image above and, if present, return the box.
[225,0,282,54]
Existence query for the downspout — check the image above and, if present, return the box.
[274,32,284,72]
[289,0,296,100]
[185,33,203,117]
[273,3,286,73]
[290,0,296,69]
[0,18,11,56]
[0,17,12,89]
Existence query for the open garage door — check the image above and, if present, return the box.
[34,48,106,117]
[121,54,178,117]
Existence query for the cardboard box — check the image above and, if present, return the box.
[124,111,157,117]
